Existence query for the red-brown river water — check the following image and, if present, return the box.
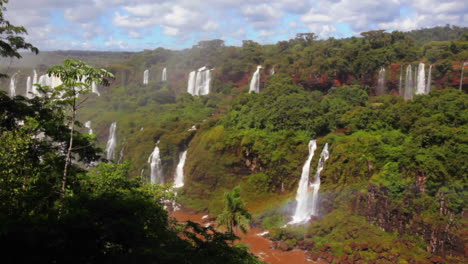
[171,208,316,264]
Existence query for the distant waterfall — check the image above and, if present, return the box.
[398,65,403,96]
[404,65,413,101]
[290,140,317,224]
[32,70,38,96]
[310,143,330,217]
[460,62,468,91]
[91,82,100,96]
[270,67,275,75]
[187,66,211,95]
[105,122,117,160]
[9,74,16,97]
[426,64,432,94]
[148,144,163,184]
[162,67,167,81]
[416,63,426,95]
[143,69,149,85]
[84,121,93,134]
[173,150,187,188]
[26,76,32,98]
[249,65,262,93]
[376,67,386,95]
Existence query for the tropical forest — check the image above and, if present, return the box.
[1,0,467,263]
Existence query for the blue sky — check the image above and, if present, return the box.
[6,0,467,51]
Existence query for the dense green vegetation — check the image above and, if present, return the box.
[1,4,467,262]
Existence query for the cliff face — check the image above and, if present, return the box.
[352,184,466,258]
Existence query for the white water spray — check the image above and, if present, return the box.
[26,76,32,98]
[9,73,17,97]
[310,143,330,217]
[143,69,149,85]
[148,144,163,184]
[173,150,187,188]
[416,62,426,95]
[84,121,93,134]
[105,122,117,160]
[249,65,262,93]
[426,64,432,94]
[187,67,211,95]
[162,67,167,81]
[290,140,317,224]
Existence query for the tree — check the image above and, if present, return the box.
[0,0,38,78]
[46,59,114,197]
[217,186,251,234]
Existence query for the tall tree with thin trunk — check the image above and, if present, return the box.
[47,59,113,197]
[217,186,251,234]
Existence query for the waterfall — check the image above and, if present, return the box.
[173,150,187,188]
[270,67,275,75]
[84,121,93,134]
[290,140,317,224]
[376,67,386,95]
[460,62,468,91]
[162,67,167,81]
[105,122,117,160]
[32,70,38,96]
[9,74,16,97]
[143,69,149,85]
[187,67,211,95]
[187,71,196,94]
[148,144,163,184]
[91,82,100,96]
[426,64,432,94]
[249,65,262,93]
[26,76,32,98]
[310,143,330,217]
[398,65,403,96]
[416,62,426,95]
[404,65,413,101]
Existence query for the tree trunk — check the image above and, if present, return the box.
[61,101,76,197]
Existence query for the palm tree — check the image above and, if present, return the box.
[217,186,251,234]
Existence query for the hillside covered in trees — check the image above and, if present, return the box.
[2,23,468,264]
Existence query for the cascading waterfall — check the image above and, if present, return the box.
[148,144,163,184]
[310,143,330,217]
[187,71,196,94]
[270,67,275,75]
[84,121,93,134]
[26,76,32,98]
[290,140,317,224]
[249,65,262,93]
[162,67,167,81]
[32,70,38,96]
[143,69,149,85]
[460,62,467,91]
[9,73,17,97]
[187,66,211,95]
[91,82,100,96]
[404,65,413,101]
[376,67,386,95]
[173,150,187,188]
[398,65,403,96]
[105,122,117,160]
[426,64,432,94]
[416,62,426,95]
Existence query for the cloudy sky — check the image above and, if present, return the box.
[6,0,467,51]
